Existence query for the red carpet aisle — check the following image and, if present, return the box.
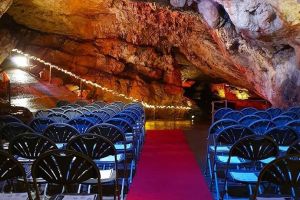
[127,130,212,200]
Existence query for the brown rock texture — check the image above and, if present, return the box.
[0,0,299,107]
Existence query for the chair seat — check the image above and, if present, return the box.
[0,192,28,200]
[229,171,259,183]
[49,194,98,200]
[114,143,133,150]
[17,157,35,163]
[125,136,134,142]
[56,143,66,149]
[2,142,8,150]
[216,155,276,165]
[209,145,230,152]
[279,146,289,152]
[96,154,125,163]
[84,169,116,183]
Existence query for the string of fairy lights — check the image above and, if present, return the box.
[11,49,191,110]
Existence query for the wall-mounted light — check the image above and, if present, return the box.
[11,55,30,67]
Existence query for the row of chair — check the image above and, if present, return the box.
[0,101,145,200]
[207,107,300,199]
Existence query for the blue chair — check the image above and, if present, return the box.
[286,120,300,135]
[213,108,233,122]
[288,106,300,114]
[249,119,276,135]
[238,115,262,126]
[0,115,23,129]
[240,107,257,115]
[50,108,64,113]
[67,117,95,134]
[84,105,98,112]
[253,155,300,199]
[47,112,69,123]
[63,109,83,119]
[280,111,299,120]
[93,110,111,121]
[222,111,244,121]
[254,111,272,120]
[272,115,293,126]
[67,104,81,108]
[266,107,282,118]
[286,139,300,155]
[222,135,278,199]
[29,118,55,133]
[93,101,106,107]
[77,107,91,115]
[80,113,103,124]
[35,109,53,118]
[265,126,298,152]
[43,123,79,144]
[212,126,254,199]
[102,107,118,116]
[0,122,34,143]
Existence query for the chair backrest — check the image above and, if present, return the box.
[265,126,298,146]
[266,107,282,118]
[80,113,103,124]
[9,133,58,159]
[106,118,133,133]
[63,109,83,119]
[254,155,300,199]
[43,123,79,143]
[216,125,254,146]
[0,115,23,128]
[87,123,125,144]
[35,109,53,118]
[222,111,244,121]
[286,120,300,135]
[51,108,64,113]
[238,115,262,126]
[229,135,278,161]
[0,122,34,142]
[31,149,102,199]
[249,119,276,135]
[121,110,140,122]
[66,134,116,160]
[112,113,135,125]
[288,106,300,114]
[286,139,300,155]
[67,117,95,134]
[93,101,106,107]
[209,119,237,135]
[254,111,272,119]
[213,108,233,122]
[272,115,293,126]
[84,105,98,112]
[240,107,257,115]
[29,117,55,133]
[75,100,89,107]
[110,101,125,110]
[102,107,118,116]
[0,151,31,198]
[281,111,299,120]
[77,107,91,115]
[92,110,111,121]
[47,112,70,123]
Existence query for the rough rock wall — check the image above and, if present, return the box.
[1,0,300,107]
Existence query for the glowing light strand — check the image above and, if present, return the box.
[12,49,191,110]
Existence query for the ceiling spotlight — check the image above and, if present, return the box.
[11,55,29,67]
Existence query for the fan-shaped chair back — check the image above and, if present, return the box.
[209,119,237,135]
[249,119,276,135]
[31,149,102,199]
[286,120,300,135]
[216,125,254,145]
[106,118,133,133]
[35,110,53,118]
[92,110,111,121]
[67,117,94,134]
[266,108,282,118]
[43,123,79,143]
[47,112,70,123]
[213,108,233,122]
[80,113,103,124]
[287,139,300,155]
[254,111,272,120]
[63,109,83,119]
[238,115,262,126]
[272,115,293,126]
[0,115,22,129]
[281,111,299,120]
[253,155,300,199]
[222,111,244,121]
[229,135,278,161]
[0,122,34,142]
[87,123,125,144]
[265,127,298,146]
[9,133,57,159]
[29,117,55,133]
[67,134,116,159]
[240,107,257,115]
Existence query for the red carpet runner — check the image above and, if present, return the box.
[127,130,212,200]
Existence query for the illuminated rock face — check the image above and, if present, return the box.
[1,0,300,107]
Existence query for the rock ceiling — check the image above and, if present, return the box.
[0,0,299,107]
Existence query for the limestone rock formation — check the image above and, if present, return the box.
[0,0,299,108]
